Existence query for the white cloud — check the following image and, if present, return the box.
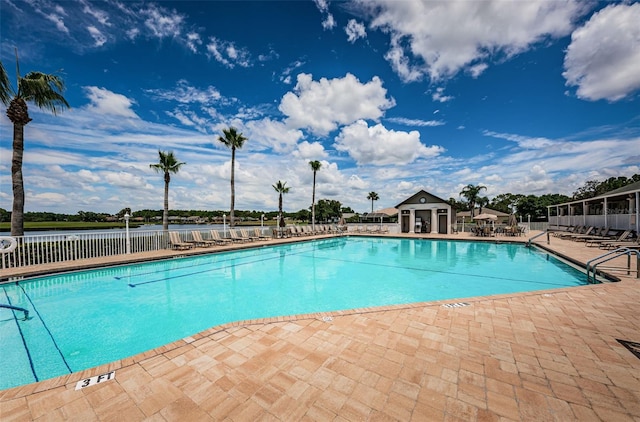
[46,13,69,33]
[322,14,336,30]
[313,0,336,30]
[293,141,328,160]
[83,87,139,119]
[279,73,395,136]
[146,80,221,104]
[386,117,444,127]
[81,1,109,26]
[355,0,587,82]
[186,32,202,53]
[432,87,454,103]
[103,171,148,189]
[563,3,640,102]
[345,19,366,43]
[87,25,107,46]
[334,120,444,166]
[244,118,303,153]
[483,131,556,149]
[141,4,184,38]
[206,37,252,68]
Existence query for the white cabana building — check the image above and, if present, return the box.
[548,180,640,232]
[395,190,453,234]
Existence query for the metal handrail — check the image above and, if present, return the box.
[0,303,30,320]
[586,247,639,283]
[526,230,549,247]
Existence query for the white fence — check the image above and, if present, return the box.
[0,229,228,271]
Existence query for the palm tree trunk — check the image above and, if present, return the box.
[278,193,283,230]
[230,147,235,227]
[10,124,25,237]
[163,176,169,231]
[311,171,316,230]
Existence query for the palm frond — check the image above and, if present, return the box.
[18,71,70,115]
[0,61,15,106]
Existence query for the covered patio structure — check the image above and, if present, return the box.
[548,181,640,232]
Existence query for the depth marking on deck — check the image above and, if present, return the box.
[75,371,115,390]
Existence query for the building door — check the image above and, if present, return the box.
[401,215,409,233]
[438,214,448,234]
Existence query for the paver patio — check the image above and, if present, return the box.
[1,231,639,421]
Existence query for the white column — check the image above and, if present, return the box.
[409,209,415,233]
[430,209,438,234]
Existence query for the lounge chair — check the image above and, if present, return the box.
[210,230,233,245]
[574,227,611,242]
[241,229,260,241]
[599,231,637,250]
[191,231,217,247]
[229,229,251,242]
[253,228,270,240]
[555,225,581,238]
[169,231,193,250]
[585,229,630,247]
[561,226,593,240]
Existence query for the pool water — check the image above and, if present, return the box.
[0,237,587,390]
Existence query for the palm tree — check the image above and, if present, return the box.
[273,181,290,232]
[1,52,70,236]
[459,184,487,218]
[309,160,322,230]
[150,151,185,231]
[217,127,247,227]
[367,191,379,213]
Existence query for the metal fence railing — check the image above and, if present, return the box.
[0,228,255,270]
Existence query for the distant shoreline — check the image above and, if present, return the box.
[0,220,280,234]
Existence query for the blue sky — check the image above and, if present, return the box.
[1,0,639,215]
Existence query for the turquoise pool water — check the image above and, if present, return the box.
[0,237,587,390]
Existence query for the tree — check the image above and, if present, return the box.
[489,193,524,214]
[1,52,70,236]
[150,151,185,231]
[572,175,640,200]
[459,184,487,218]
[316,199,342,222]
[309,160,322,231]
[367,191,379,213]
[218,127,247,227]
[272,181,290,230]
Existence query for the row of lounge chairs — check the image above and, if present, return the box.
[551,225,638,249]
[278,225,344,238]
[352,225,390,234]
[169,225,347,249]
[169,228,270,250]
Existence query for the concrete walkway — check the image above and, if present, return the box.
[1,232,639,421]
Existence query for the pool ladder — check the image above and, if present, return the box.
[0,304,30,320]
[586,247,640,284]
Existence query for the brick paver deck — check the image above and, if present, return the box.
[1,232,639,421]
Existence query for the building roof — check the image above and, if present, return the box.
[456,208,510,217]
[395,189,449,208]
[548,180,640,208]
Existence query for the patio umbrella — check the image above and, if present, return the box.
[508,213,518,227]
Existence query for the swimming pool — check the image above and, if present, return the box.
[1,237,588,390]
